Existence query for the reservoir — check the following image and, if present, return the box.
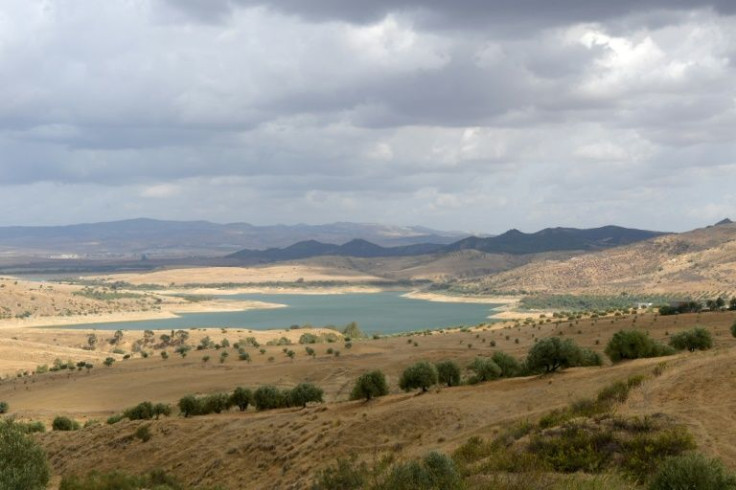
[63,292,500,335]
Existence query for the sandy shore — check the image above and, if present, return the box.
[402,291,522,305]
[401,291,556,321]
[0,299,284,329]
[157,285,385,296]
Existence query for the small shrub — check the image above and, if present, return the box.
[106,414,124,425]
[382,452,463,490]
[52,416,80,431]
[299,333,318,344]
[312,455,366,490]
[0,401,8,414]
[103,357,115,367]
[649,452,736,490]
[731,321,736,338]
[123,401,155,421]
[238,351,251,362]
[135,425,152,443]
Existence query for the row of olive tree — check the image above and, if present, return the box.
[178,383,324,417]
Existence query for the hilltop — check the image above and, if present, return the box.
[448,221,736,297]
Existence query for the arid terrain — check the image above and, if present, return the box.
[1,304,735,488]
[1,223,736,488]
[449,222,736,298]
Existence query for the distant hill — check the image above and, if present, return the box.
[228,238,446,262]
[450,222,736,296]
[445,225,664,255]
[0,219,468,259]
[228,225,665,263]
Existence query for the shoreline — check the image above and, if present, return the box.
[157,285,385,296]
[0,299,285,329]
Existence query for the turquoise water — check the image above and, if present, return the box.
[61,292,498,335]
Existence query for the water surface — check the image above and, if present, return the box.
[62,292,499,335]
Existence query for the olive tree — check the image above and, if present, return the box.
[526,337,589,373]
[399,361,438,393]
[289,383,324,408]
[230,387,253,412]
[350,370,389,401]
[435,360,461,387]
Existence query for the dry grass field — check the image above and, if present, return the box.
[1,308,734,488]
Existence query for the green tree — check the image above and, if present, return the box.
[289,383,324,408]
[0,401,8,414]
[491,351,521,377]
[350,370,389,401]
[103,357,115,367]
[87,333,97,350]
[399,361,438,393]
[178,395,200,418]
[669,327,713,352]
[0,419,50,490]
[229,387,253,412]
[605,330,673,363]
[435,360,461,387]
[468,357,502,382]
[731,320,736,338]
[254,385,285,411]
[526,337,587,373]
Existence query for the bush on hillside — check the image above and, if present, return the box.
[52,416,80,431]
[435,360,461,387]
[0,401,8,414]
[399,361,439,393]
[350,370,389,401]
[605,330,674,363]
[381,452,463,490]
[669,327,713,352]
[0,419,50,490]
[491,351,522,377]
[649,453,736,490]
[123,401,155,421]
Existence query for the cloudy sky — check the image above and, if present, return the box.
[1,1,735,233]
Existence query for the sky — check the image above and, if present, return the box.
[0,1,735,234]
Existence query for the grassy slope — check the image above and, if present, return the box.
[0,310,733,488]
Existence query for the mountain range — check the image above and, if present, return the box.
[227,225,666,262]
[0,219,468,258]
